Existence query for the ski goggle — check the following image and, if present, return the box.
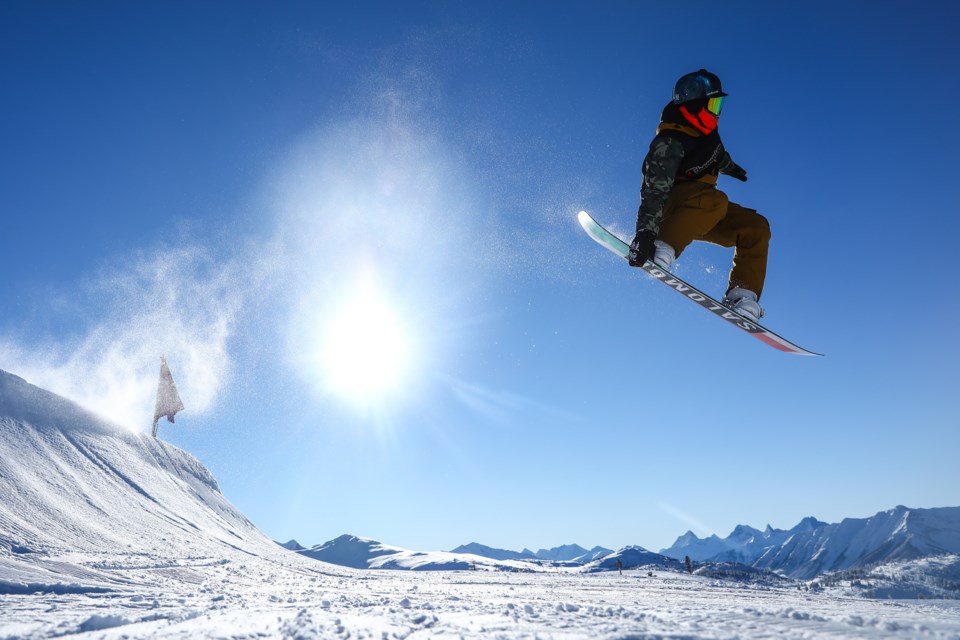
[707,96,723,116]
[707,96,725,116]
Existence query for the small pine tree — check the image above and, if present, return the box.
[684,555,693,574]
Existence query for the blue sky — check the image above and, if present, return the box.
[1,1,958,553]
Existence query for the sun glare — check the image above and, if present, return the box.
[321,287,415,405]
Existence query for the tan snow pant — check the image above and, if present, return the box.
[657,180,771,298]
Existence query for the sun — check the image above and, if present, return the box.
[320,286,416,405]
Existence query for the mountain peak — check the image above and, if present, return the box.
[730,524,761,539]
[791,516,826,533]
[449,542,534,561]
[534,544,589,561]
[277,539,305,551]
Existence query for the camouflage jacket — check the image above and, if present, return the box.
[635,103,737,235]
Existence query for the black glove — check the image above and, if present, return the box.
[720,156,748,182]
[725,162,748,182]
[628,230,656,267]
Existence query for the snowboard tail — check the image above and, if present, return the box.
[577,211,821,356]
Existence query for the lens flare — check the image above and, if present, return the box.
[319,284,416,406]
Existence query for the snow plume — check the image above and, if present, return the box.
[0,62,498,429]
[0,243,256,430]
[269,117,485,293]
[0,110,489,431]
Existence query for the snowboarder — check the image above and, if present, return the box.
[627,69,770,321]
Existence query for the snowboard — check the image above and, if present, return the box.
[577,211,821,356]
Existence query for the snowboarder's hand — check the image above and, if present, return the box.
[628,230,656,267]
[725,163,748,181]
[720,156,748,182]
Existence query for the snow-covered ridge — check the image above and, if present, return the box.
[298,534,601,572]
[660,506,960,579]
[296,534,679,574]
[449,542,613,564]
[0,369,300,594]
[449,541,537,561]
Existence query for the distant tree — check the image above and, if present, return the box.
[684,556,693,574]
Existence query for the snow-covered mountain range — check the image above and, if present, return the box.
[661,507,960,579]
[292,534,662,572]
[662,517,826,565]
[297,535,630,572]
[294,538,617,568]
[298,506,960,582]
[449,542,612,564]
[298,534,547,572]
[447,542,536,561]
[289,537,616,573]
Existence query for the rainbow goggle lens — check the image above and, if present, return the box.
[707,96,725,116]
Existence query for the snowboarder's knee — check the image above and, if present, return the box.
[755,214,771,241]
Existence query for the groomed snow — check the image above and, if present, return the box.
[3,555,960,639]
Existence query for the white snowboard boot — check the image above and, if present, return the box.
[723,287,764,322]
[653,240,675,270]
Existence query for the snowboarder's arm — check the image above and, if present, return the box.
[635,134,686,236]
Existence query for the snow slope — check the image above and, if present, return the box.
[2,369,959,639]
[0,370,271,560]
[816,554,960,600]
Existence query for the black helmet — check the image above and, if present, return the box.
[672,69,728,104]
